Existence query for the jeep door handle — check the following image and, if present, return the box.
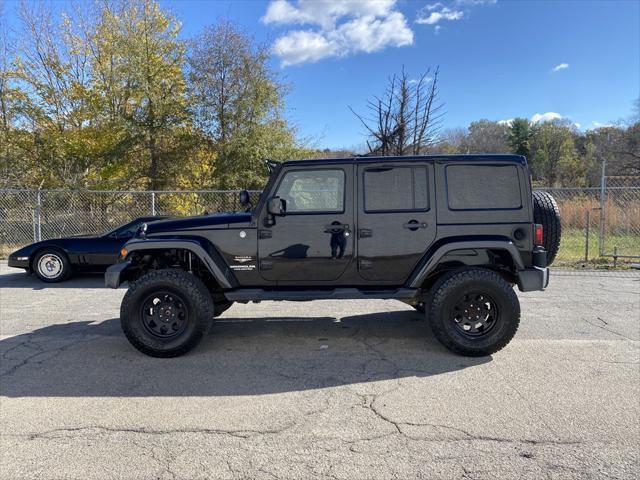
[403,220,427,231]
[324,223,349,232]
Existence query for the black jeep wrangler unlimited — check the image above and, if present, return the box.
[106,155,561,358]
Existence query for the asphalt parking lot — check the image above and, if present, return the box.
[1,262,639,480]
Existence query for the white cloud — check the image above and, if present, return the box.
[263,0,413,66]
[455,0,497,5]
[498,112,580,127]
[272,31,339,66]
[551,63,569,72]
[416,6,464,25]
[591,121,615,129]
[531,112,563,123]
[408,76,433,85]
[417,0,495,31]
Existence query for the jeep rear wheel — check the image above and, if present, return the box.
[120,269,214,357]
[428,268,520,357]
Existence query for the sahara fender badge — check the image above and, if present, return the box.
[231,255,255,271]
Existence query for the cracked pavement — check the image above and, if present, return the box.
[1,263,639,479]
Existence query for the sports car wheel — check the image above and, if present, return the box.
[33,249,71,283]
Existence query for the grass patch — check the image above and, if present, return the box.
[554,229,639,267]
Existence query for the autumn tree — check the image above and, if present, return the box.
[530,120,581,186]
[94,0,188,190]
[188,21,304,189]
[459,120,510,153]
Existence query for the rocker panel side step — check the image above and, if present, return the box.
[224,288,419,302]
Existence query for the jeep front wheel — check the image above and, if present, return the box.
[428,268,520,356]
[120,269,214,357]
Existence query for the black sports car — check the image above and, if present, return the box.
[7,217,166,283]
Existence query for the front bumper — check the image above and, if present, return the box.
[105,261,131,288]
[8,254,29,269]
[516,266,549,292]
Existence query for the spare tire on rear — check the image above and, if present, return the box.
[532,190,562,266]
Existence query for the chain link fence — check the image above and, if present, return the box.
[0,189,260,257]
[1,180,639,266]
[539,176,640,266]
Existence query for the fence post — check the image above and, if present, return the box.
[151,192,156,216]
[584,210,590,262]
[598,160,606,256]
[35,189,42,242]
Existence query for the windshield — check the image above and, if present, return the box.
[104,220,143,238]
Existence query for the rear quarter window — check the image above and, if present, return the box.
[446,164,522,210]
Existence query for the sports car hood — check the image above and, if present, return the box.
[144,212,252,235]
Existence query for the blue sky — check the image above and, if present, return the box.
[6,0,640,149]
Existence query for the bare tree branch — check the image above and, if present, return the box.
[350,66,444,156]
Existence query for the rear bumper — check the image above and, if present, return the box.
[105,261,131,288]
[516,266,549,292]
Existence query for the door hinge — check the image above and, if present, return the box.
[258,229,272,239]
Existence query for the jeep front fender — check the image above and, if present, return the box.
[407,240,525,288]
[105,237,236,289]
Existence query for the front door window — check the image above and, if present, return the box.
[275,170,345,213]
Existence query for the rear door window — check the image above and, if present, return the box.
[364,167,429,212]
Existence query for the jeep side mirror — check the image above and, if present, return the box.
[267,196,286,216]
[239,189,250,206]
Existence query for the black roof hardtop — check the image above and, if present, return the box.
[282,154,526,167]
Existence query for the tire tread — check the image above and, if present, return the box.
[428,268,520,356]
[532,190,562,265]
[120,269,214,357]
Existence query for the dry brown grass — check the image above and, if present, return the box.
[557,198,640,231]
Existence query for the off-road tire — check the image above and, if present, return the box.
[428,268,520,357]
[33,248,72,283]
[532,190,562,266]
[120,269,214,357]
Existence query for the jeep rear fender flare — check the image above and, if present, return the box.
[123,237,236,289]
[407,240,525,288]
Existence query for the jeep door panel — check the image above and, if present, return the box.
[258,166,355,282]
[356,163,437,282]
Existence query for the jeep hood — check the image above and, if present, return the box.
[144,212,252,235]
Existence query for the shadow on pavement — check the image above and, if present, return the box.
[0,270,111,289]
[0,311,490,397]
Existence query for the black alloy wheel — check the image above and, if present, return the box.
[140,291,189,339]
[451,292,498,338]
